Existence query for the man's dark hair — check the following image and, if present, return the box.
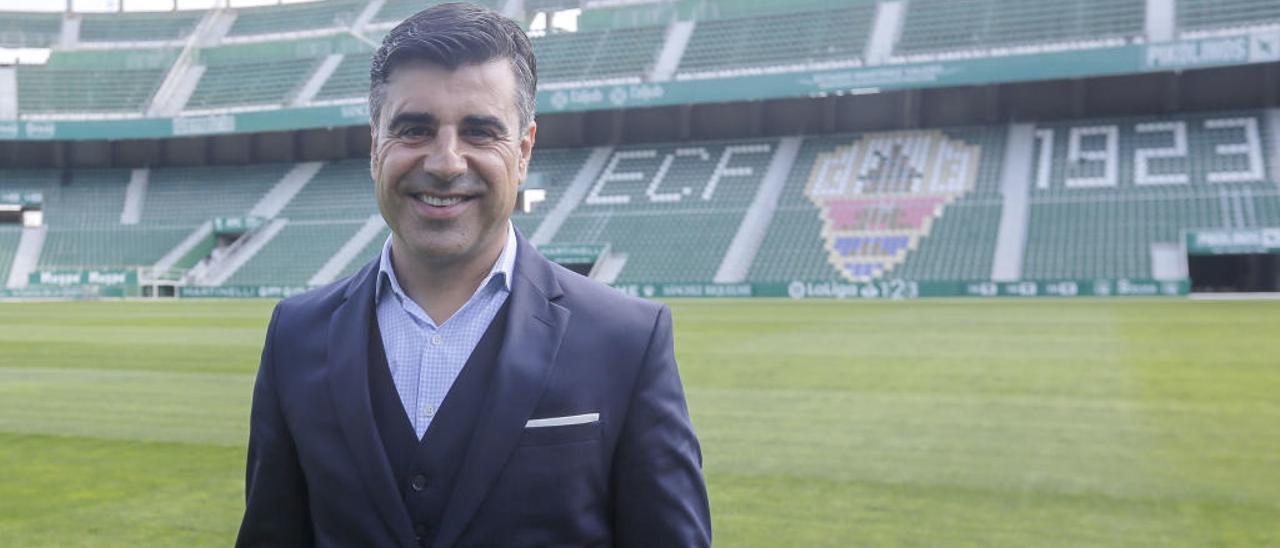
[368,2,537,132]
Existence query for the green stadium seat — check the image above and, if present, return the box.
[0,226,21,278]
[312,51,375,102]
[895,0,1144,56]
[1177,0,1280,33]
[186,58,319,110]
[0,169,129,228]
[16,65,167,114]
[0,11,61,48]
[38,227,191,270]
[225,0,366,37]
[278,160,377,221]
[372,0,500,24]
[533,26,666,84]
[225,220,365,286]
[79,11,202,43]
[677,5,876,78]
[142,164,291,226]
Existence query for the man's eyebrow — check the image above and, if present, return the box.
[387,112,436,130]
[462,114,508,135]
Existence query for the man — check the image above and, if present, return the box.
[236,3,711,547]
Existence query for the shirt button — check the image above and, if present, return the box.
[421,405,434,418]
[431,334,443,346]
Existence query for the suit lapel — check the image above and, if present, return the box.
[326,261,417,548]
[434,232,570,548]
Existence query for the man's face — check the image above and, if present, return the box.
[370,58,535,269]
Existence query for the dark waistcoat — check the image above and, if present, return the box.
[368,299,512,547]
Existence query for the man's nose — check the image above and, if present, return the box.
[422,128,466,181]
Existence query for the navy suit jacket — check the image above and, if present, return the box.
[237,231,711,547]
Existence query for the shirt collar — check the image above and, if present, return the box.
[375,220,517,304]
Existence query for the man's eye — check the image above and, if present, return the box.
[401,127,429,138]
[463,128,495,139]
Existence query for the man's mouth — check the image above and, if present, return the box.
[415,193,469,207]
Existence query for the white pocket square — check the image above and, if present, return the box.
[525,413,599,428]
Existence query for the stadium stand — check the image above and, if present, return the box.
[0,168,188,270]
[533,25,667,84]
[1177,0,1280,33]
[277,160,376,221]
[311,51,375,101]
[186,58,319,110]
[4,1,1280,293]
[0,11,61,48]
[225,0,366,37]
[748,127,1006,283]
[39,227,190,269]
[895,0,1145,56]
[512,148,595,237]
[1022,111,1277,279]
[337,225,391,279]
[0,169,127,227]
[220,148,595,285]
[676,4,876,78]
[78,11,203,43]
[371,0,502,24]
[225,220,365,285]
[141,164,290,225]
[16,65,167,114]
[549,140,775,282]
[0,226,20,279]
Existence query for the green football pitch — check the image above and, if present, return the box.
[1,299,1277,546]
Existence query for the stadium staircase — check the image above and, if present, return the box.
[0,67,16,120]
[649,20,695,82]
[530,146,613,245]
[119,169,148,225]
[146,9,230,116]
[1146,0,1176,42]
[293,54,344,106]
[714,136,802,283]
[353,0,387,29]
[150,220,213,279]
[178,161,321,285]
[194,218,287,286]
[1269,109,1280,183]
[58,13,79,48]
[310,214,387,286]
[991,124,1035,281]
[4,226,45,289]
[865,0,906,65]
[250,162,323,219]
[0,227,21,285]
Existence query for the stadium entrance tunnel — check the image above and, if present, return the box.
[1188,254,1280,293]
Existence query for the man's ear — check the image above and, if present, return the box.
[518,120,537,182]
[369,122,379,182]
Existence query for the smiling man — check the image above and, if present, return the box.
[235,3,711,547]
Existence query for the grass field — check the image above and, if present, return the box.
[1,298,1278,546]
